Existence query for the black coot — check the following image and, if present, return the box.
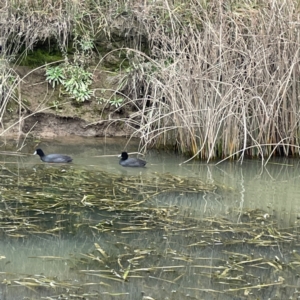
[34,148,73,163]
[119,152,146,167]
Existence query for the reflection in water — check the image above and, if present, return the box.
[0,137,299,299]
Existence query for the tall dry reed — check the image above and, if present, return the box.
[115,0,300,162]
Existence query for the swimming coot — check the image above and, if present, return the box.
[119,152,146,167]
[34,148,73,163]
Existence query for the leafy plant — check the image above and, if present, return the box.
[96,96,124,108]
[63,64,93,102]
[109,97,124,108]
[78,37,94,52]
[50,100,62,111]
[6,106,14,113]
[70,85,93,102]
[46,66,65,88]
[45,63,93,102]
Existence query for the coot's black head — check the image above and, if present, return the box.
[120,151,129,160]
[34,148,45,157]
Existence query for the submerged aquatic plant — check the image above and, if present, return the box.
[0,166,217,237]
[0,164,297,299]
[0,161,299,299]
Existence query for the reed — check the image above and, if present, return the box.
[116,0,300,161]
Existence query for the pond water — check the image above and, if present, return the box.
[0,137,299,300]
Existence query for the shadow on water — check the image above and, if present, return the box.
[0,137,299,299]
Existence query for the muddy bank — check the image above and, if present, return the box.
[22,112,134,138]
[1,66,137,138]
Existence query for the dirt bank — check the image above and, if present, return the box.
[2,66,136,138]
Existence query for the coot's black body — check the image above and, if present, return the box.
[119,152,146,167]
[34,148,73,163]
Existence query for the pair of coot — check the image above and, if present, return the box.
[34,149,147,167]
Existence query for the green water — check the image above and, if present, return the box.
[0,137,299,300]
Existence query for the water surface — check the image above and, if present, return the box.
[0,137,299,299]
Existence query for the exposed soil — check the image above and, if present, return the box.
[2,66,136,138]
[22,113,132,138]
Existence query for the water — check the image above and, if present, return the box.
[0,137,300,299]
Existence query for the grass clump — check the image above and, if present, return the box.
[18,48,63,67]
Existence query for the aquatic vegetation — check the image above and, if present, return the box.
[0,166,216,237]
[0,163,299,299]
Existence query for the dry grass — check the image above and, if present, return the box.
[1,0,300,162]
[114,0,300,162]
